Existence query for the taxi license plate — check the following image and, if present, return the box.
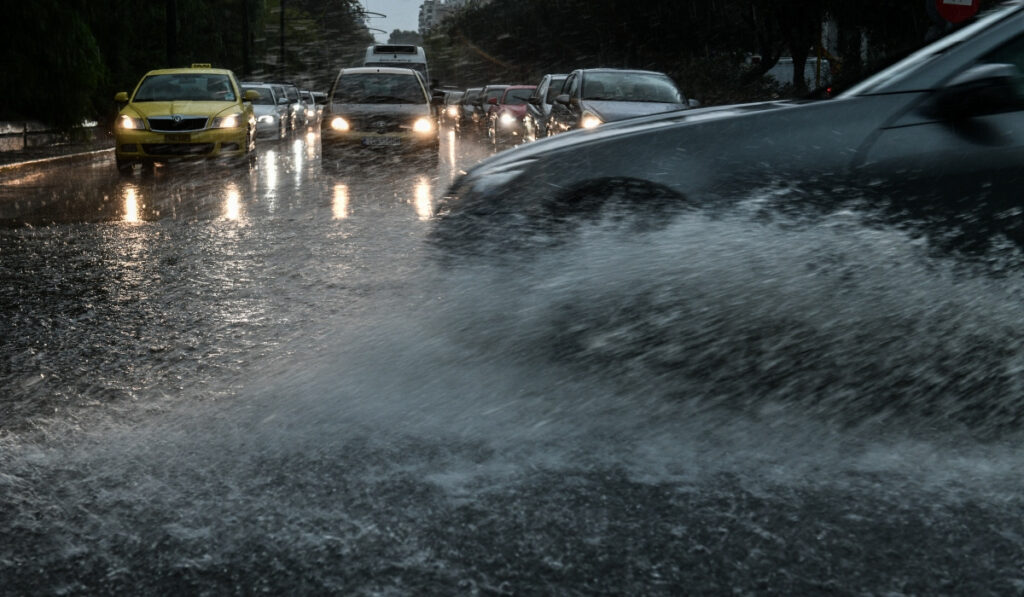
[165,133,191,142]
[362,136,401,147]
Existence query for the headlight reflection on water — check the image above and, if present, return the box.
[122,185,140,223]
[333,183,350,220]
[223,182,242,221]
[414,177,432,220]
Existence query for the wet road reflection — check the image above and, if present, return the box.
[0,127,497,228]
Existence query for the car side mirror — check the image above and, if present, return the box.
[487,97,498,105]
[687,98,701,108]
[555,94,570,105]
[279,97,289,105]
[528,96,541,105]
[928,63,1023,121]
[243,90,260,102]
[114,91,129,102]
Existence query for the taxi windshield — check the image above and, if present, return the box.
[134,74,236,102]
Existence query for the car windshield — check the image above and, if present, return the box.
[582,72,683,103]
[134,73,235,102]
[484,88,505,102]
[501,89,533,105]
[333,73,425,104]
[242,86,275,105]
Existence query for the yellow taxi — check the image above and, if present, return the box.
[114,64,258,172]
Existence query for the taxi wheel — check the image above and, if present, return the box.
[115,156,134,175]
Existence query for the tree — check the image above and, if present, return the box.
[389,30,424,45]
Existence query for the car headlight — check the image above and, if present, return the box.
[212,113,241,128]
[258,115,275,124]
[330,116,349,131]
[499,112,517,126]
[117,114,145,130]
[447,106,459,117]
[580,112,603,129]
[306,109,315,118]
[412,117,433,133]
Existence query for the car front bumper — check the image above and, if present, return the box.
[321,128,438,150]
[115,127,249,161]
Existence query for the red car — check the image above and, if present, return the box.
[486,85,537,145]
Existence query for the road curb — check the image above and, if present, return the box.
[0,147,115,172]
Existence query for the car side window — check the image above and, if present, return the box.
[566,75,579,98]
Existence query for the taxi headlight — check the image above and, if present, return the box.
[213,113,241,128]
[412,117,433,133]
[580,112,603,129]
[118,115,145,130]
[330,116,349,131]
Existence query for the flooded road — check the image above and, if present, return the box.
[2,130,1024,594]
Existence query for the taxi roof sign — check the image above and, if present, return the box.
[191,63,212,68]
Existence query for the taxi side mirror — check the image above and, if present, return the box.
[114,92,129,102]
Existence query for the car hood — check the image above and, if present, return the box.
[582,99,688,122]
[466,99,803,173]
[328,103,429,118]
[251,105,280,116]
[499,105,528,117]
[124,101,239,117]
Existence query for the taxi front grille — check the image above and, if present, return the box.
[142,143,215,156]
[148,117,209,132]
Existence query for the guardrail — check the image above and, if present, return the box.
[0,121,104,152]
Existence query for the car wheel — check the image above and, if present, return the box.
[115,155,134,175]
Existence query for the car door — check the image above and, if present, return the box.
[524,78,546,138]
[858,35,1024,252]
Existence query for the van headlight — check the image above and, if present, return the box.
[412,117,433,133]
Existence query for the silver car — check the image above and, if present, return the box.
[241,82,288,140]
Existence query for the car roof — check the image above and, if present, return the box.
[503,85,536,90]
[338,66,422,76]
[145,67,234,77]
[575,68,670,77]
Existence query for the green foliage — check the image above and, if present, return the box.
[1,0,370,129]
[432,0,1004,103]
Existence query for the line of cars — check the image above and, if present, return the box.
[113,63,324,173]
[439,68,700,147]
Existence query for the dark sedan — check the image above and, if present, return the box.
[433,2,1024,260]
[547,68,695,134]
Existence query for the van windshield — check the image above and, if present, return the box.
[333,73,426,104]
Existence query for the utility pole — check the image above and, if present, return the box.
[166,0,178,67]
[242,0,251,76]
[280,0,286,77]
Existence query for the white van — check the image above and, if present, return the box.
[363,45,430,85]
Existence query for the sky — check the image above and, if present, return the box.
[360,0,421,42]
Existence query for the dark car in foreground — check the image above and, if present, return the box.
[547,68,694,134]
[433,2,1024,260]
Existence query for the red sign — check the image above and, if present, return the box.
[935,0,980,24]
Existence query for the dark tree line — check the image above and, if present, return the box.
[426,0,1000,104]
[0,0,371,130]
